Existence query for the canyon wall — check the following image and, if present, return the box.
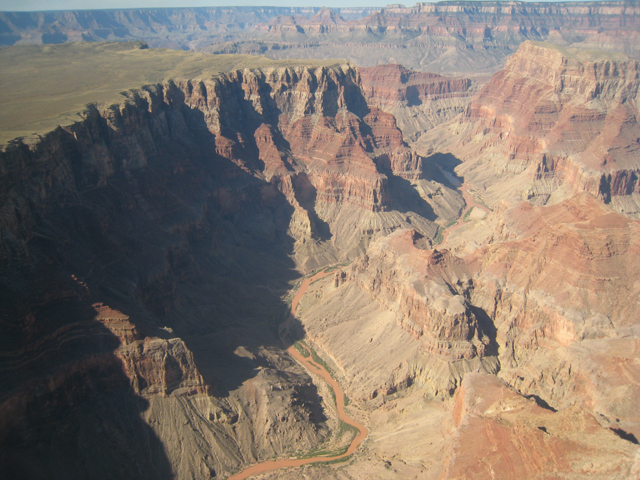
[0,73,331,478]
[295,196,640,477]
[415,40,640,217]
[286,40,640,478]
[0,54,462,478]
[359,64,477,143]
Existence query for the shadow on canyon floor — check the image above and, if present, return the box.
[293,172,332,242]
[374,153,437,221]
[80,136,305,398]
[469,305,500,358]
[387,174,437,221]
[422,152,464,189]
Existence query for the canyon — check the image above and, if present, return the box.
[1,4,640,480]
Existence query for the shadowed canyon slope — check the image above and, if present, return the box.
[1,28,640,480]
[2,2,640,74]
[0,42,462,479]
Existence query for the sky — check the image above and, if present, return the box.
[0,0,592,11]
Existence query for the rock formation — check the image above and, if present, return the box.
[417,40,640,216]
[359,64,477,143]
[0,76,334,478]
[442,373,639,479]
[172,63,459,268]
[295,229,500,403]
[285,40,640,479]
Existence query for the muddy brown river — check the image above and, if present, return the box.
[227,269,368,479]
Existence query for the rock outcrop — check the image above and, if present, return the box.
[360,64,472,109]
[293,190,640,464]
[94,303,208,397]
[469,41,640,195]
[294,229,499,402]
[344,230,489,361]
[359,64,477,143]
[442,373,639,479]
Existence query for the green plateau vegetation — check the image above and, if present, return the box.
[0,41,342,147]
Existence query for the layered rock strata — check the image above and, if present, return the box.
[359,64,477,143]
[295,229,499,402]
[170,64,460,267]
[442,373,639,479]
[418,41,640,216]
[0,51,460,478]
[0,80,334,478]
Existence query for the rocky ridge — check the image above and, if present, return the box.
[287,40,640,478]
[359,64,477,143]
[294,194,640,477]
[172,63,459,268]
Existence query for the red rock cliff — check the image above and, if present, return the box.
[465,41,640,201]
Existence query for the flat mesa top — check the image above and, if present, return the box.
[0,41,342,147]
[530,40,630,63]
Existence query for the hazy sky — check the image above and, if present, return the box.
[0,0,590,11]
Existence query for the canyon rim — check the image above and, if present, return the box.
[1,2,640,479]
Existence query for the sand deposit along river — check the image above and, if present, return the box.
[228,270,368,479]
[440,182,491,245]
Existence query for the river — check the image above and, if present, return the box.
[227,269,368,480]
[229,180,488,478]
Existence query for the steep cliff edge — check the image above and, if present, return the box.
[168,63,463,268]
[0,75,330,478]
[294,192,640,475]
[0,44,463,479]
[289,44,640,470]
[359,64,477,143]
